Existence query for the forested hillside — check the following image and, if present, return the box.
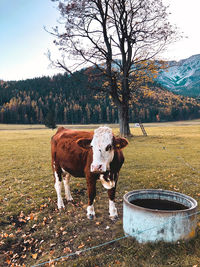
[0,70,200,124]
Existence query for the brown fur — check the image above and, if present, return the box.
[51,127,127,212]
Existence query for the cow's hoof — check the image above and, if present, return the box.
[66,196,73,202]
[58,207,65,213]
[87,214,94,220]
[110,215,118,221]
[57,200,65,211]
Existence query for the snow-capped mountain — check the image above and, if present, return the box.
[156,54,200,97]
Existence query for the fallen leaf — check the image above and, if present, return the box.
[6,259,11,265]
[32,253,38,259]
[19,211,24,218]
[18,218,26,223]
[13,253,19,259]
[32,224,37,229]
[50,250,55,256]
[42,217,47,225]
[55,232,59,237]
[30,213,34,220]
[63,247,72,253]
[78,243,85,249]
[40,203,48,210]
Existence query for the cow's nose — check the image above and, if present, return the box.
[98,165,102,170]
[91,164,103,173]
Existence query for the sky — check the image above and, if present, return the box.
[0,0,199,81]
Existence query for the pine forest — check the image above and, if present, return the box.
[0,70,200,125]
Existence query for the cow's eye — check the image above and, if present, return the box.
[105,144,112,151]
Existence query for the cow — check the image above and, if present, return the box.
[51,126,128,220]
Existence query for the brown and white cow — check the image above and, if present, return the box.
[51,126,128,220]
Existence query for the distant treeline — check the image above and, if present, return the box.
[0,70,200,124]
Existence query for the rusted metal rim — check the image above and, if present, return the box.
[123,189,198,214]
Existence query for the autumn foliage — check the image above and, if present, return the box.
[50,0,179,135]
[0,71,200,125]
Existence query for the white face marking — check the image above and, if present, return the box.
[90,127,114,173]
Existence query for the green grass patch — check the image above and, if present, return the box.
[0,122,200,266]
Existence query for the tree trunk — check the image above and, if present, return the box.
[118,103,131,137]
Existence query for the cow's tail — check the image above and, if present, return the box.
[51,137,57,168]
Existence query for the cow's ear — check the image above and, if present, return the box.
[76,138,92,149]
[114,137,128,149]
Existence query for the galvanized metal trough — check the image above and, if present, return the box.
[123,189,198,243]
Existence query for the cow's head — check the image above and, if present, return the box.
[77,126,128,188]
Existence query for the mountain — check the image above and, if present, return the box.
[156,54,200,97]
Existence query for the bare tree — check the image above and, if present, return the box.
[50,0,178,136]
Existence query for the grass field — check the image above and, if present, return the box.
[0,121,200,266]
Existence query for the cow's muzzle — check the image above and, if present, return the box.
[90,164,107,173]
[99,173,115,190]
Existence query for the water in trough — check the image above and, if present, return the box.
[130,199,188,211]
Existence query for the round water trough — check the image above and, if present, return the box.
[123,189,198,243]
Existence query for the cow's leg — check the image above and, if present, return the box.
[86,176,96,219]
[109,199,118,219]
[63,173,73,201]
[54,169,65,210]
[107,173,118,220]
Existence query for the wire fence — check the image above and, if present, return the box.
[32,210,200,267]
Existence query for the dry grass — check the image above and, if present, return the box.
[0,122,200,266]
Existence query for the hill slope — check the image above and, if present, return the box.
[156,54,200,97]
[0,71,200,124]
